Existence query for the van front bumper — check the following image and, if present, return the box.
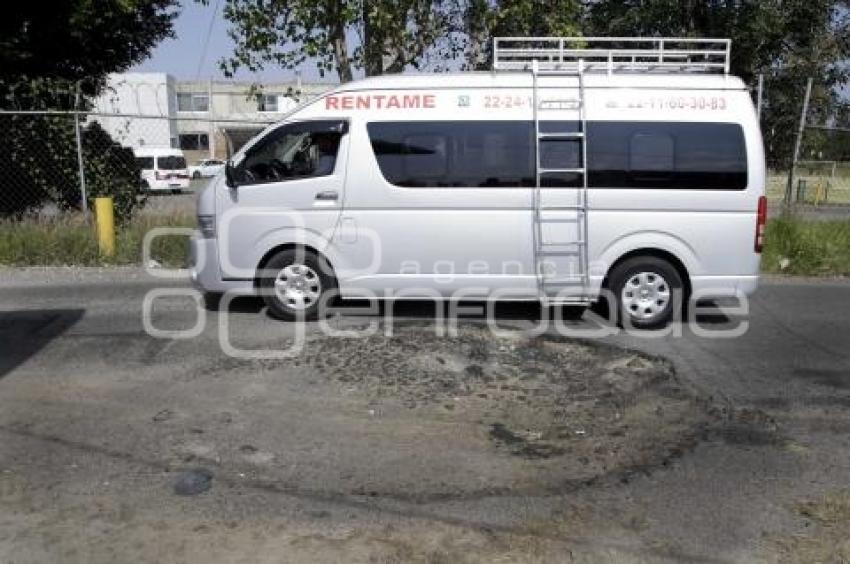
[188,233,254,294]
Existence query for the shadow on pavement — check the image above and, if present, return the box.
[333,299,573,321]
[219,296,731,325]
[0,309,85,378]
[218,296,579,321]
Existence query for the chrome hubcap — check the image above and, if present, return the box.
[621,271,670,322]
[273,264,321,310]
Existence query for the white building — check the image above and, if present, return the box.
[91,72,333,162]
[91,72,177,149]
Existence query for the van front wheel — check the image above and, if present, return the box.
[608,256,683,330]
[258,249,335,321]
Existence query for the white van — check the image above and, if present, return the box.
[190,38,766,328]
[135,147,190,193]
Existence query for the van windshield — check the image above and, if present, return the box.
[157,156,187,170]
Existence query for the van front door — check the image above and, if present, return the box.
[216,120,349,280]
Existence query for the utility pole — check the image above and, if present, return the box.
[785,78,813,207]
[208,78,216,159]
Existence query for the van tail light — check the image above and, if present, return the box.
[755,195,767,253]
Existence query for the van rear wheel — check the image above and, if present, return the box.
[608,256,683,329]
[258,249,335,321]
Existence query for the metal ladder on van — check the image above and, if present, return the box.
[531,59,590,303]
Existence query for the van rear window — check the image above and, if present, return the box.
[157,156,187,170]
[367,121,747,190]
[135,157,154,170]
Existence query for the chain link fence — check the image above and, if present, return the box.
[0,112,82,217]
[0,110,279,222]
[1,77,328,222]
[4,76,846,220]
[761,75,850,208]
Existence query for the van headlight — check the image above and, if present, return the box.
[197,215,216,238]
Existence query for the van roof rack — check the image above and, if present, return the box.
[493,37,731,75]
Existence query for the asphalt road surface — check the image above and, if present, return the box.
[1,268,848,563]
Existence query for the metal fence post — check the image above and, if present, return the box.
[73,86,89,214]
[785,77,813,207]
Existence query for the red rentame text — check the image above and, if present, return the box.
[325,94,436,110]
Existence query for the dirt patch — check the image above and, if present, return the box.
[298,322,714,487]
[772,490,850,563]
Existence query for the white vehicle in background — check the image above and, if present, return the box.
[135,147,190,194]
[189,159,226,179]
[190,37,766,329]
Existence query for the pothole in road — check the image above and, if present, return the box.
[298,322,715,493]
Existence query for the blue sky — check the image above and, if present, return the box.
[130,0,331,82]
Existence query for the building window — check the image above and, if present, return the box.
[178,133,210,151]
[177,93,209,112]
[257,94,279,112]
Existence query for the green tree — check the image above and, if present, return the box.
[464,0,583,69]
[0,115,79,215]
[203,0,461,82]
[1,0,179,104]
[0,117,145,220]
[82,122,145,223]
[203,0,849,168]
[584,0,850,167]
[0,0,177,217]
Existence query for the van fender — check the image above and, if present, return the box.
[591,230,701,292]
[250,227,341,274]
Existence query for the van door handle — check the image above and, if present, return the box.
[315,191,338,201]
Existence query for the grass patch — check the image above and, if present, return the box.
[1,213,848,277]
[0,213,194,267]
[762,216,850,276]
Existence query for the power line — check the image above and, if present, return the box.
[195,0,223,81]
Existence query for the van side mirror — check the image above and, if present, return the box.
[224,161,237,188]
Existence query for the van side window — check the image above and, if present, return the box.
[157,156,187,170]
[403,134,449,180]
[236,120,346,186]
[367,121,534,187]
[367,120,746,190]
[539,121,583,187]
[588,122,747,190]
[629,132,675,184]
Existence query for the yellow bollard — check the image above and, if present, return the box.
[94,197,116,257]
